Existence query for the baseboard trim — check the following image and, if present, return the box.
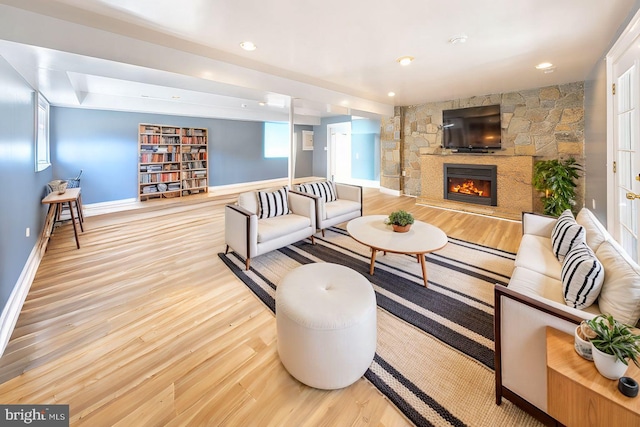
[208,176,327,196]
[0,236,44,358]
[83,198,138,217]
[378,187,401,196]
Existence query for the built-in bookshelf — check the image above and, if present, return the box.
[138,124,208,200]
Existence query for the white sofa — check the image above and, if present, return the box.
[295,181,362,236]
[495,208,640,423]
[224,187,316,270]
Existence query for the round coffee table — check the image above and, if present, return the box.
[346,215,448,287]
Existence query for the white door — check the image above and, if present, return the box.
[327,122,351,183]
[608,14,640,262]
[612,59,640,262]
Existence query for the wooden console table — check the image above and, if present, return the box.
[546,327,640,426]
[41,187,84,249]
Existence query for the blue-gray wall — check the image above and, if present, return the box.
[0,55,52,313]
[294,125,314,178]
[51,108,313,204]
[351,118,381,181]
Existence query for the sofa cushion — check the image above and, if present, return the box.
[325,199,361,220]
[561,243,604,309]
[576,208,609,253]
[515,234,562,279]
[551,210,585,262]
[508,267,602,316]
[299,181,337,203]
[258,186,290,219]
[257,213,312,243]
[596,240,640,326]
[509,267,565,306]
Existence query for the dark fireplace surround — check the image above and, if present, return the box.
[443,163,497,206]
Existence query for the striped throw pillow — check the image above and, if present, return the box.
[561,242,604,309]
[551,210,585,262]
[300,181,337,203]
[258,186,290,219]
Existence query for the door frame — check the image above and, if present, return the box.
[606,8,640,237]
[326,121,351,182]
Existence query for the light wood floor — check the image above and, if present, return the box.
[0,188,522,426]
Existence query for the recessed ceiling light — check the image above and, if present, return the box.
[240,41,257,51]
[171,96,180,99]
[535,62,553,70]
[388,92,396,97]
[258,101,266,106]
[397,56,414,66]
[449,34,468,44]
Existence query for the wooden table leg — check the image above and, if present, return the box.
[42,205,56,238]
[369,249,377,275]
[76,193,85,224]
[67,201,80,249]
[419,254,428,287]
[74,199,84,232]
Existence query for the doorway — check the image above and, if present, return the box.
[327,122,352,183]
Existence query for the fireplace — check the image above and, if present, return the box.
[443,163,497,206]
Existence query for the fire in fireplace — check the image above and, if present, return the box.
[443,164,497,206]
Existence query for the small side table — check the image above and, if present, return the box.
[546,327,640,426]
[41,187,84,249]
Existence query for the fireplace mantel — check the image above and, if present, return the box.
[418,153,533,220]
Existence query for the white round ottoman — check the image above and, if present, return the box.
[276,263,377,390]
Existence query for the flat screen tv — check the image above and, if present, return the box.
[442,105,501,150]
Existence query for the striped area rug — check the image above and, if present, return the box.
[218,227,542,427]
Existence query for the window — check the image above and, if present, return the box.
[264,122,290,158]
[35,93,50,172]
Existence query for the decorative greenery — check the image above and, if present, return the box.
[387,210,415,227]
[532,157,581,217]
[585,314,640,367]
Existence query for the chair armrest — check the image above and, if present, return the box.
[225,204,257,258]
[288,192,317,229]
[521,212,556,237]
[290,189,319,201]
[494,284,592,413]
[335,183,362,205]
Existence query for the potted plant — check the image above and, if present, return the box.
[584,314,640,380]
[386,210,415,233]
[532,157,581,217]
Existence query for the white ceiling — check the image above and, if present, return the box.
[0,0,635,123]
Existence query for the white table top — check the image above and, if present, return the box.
[346,215,448,254]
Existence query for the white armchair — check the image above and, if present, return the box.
[225,187,316,270]
[296,181,362,236]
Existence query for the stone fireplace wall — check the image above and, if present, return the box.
[381,82,585,210]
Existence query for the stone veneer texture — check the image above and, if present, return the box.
[383,82,585,208]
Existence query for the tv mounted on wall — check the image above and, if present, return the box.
[442,105,501,152]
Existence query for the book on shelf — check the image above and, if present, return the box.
[141,125,161,134]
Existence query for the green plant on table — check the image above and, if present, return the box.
[532,157,581,217]
[387,210,415,227]
[585,314,640,367]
